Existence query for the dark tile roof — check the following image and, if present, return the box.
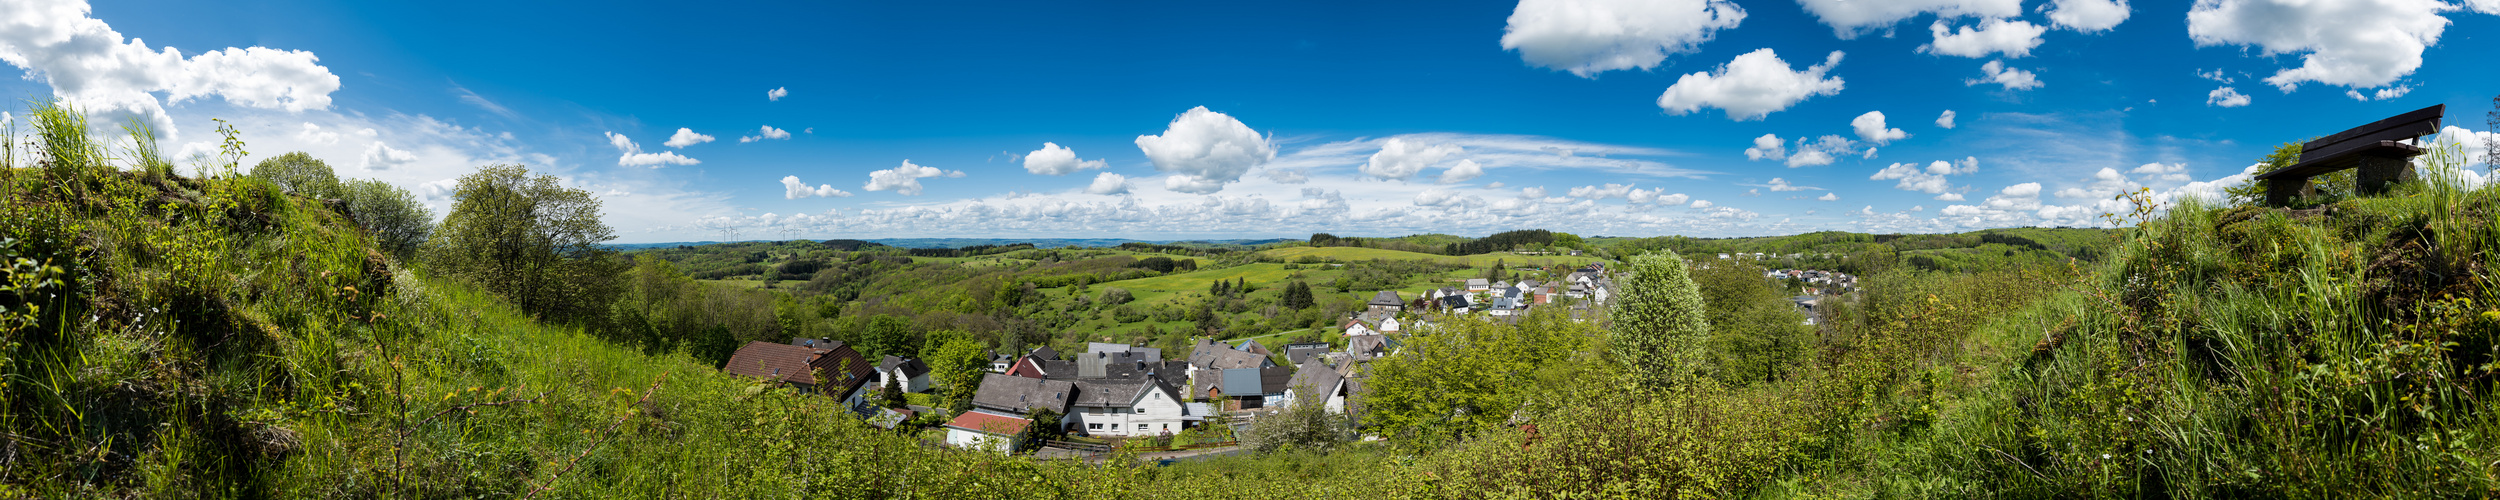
[971,373,1075,415]
[1071,377,1171,408]
[1283,343,1330,364]
[1149,360,1191,388]
[878,356,930,378]
[1368,291,1403,307]
[1029,345,1060,361]
[1036,360,1077,379]
[722,341,875,396]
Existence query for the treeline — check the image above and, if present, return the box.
[1305,230,1585,256]
[1117,241,1240,255]
[1442,229,1553,255]
[903,243,1034,258]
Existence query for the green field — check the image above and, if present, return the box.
[1257,246,1604,268]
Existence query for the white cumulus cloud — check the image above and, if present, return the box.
[1794,0,2025,37]
[1744,133,1787,161]
[604,131,699,168]
[1023,142,1109,175]
[1134,106,1276,194]
[2188,0,2455,92]
[2208,86,2252,107]
[0,0,342,140]
[1787,135,1862,167]
[1362,137,1464,180]
[1871,157,1980,195]
[767,87,788,101]
[1852,111,1909,145]
[781,175,852,199]
[1657,49,1846,121]
[359,141,416,171]
[739,125,792,143]
[1937,109,1958,129]
[2047,0,2132,32]
[1923,18,2047,58]
[664,128,714,148]
[1819,192,1840,201]
[1085,172,1131,195]
[1968,60,2043,90]
[863,160,960,196]
[296,122,339,144]
[1569,183,1636,199]
[1439,159,1486,183]
[1499,0,1748,78]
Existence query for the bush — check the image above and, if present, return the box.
[1241,387,1352,454]
[1611,251,1710,391]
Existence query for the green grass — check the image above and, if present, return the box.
[1258,246,1603,268]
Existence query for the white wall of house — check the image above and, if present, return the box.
[881,368,931,393]
[946,428,1016,454]
[1068,386,1190,437]
[1279,379,1346,414]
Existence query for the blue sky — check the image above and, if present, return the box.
[4,0,2497,242]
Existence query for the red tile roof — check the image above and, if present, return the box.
[944,410,1032,436]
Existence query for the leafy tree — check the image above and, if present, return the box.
[1194,301,1220,335]
[880,376,907,409]
[858,315,920,359]
[1282,281,1315,310]
[2223,142,2307,205]
[1099,287,1133,306]
[422,164,625,324]
[1364,311,1601,444]
[339,178,433,260]
[248,151,341,198]
[1242,386,1352,454]
[921,331,988,411]
[1020,408,1067,449]
[1551,232,1585,251]
[1611,251,1710,392]
[1689,261,1812,386]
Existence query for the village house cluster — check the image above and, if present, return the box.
[717,263,1619,455]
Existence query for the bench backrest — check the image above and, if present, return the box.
[2299,104,2443,163]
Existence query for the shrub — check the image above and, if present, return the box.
[1612,251,1710,391]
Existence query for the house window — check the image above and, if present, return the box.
[1088,423,1102,430]
[1134,407,1145,414]
[1136,424,1148,431]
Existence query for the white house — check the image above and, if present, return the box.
[1280,358,1348,414]
[877,356,932,393]
[944,410,1033,454]
[1066,378,1191,437]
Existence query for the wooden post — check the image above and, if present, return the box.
[2266,175,2312,207]
[2354,156,2415,195]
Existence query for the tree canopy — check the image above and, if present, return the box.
[1611,251,1710,391]
[422,164,624,324]
[248,151,342,199]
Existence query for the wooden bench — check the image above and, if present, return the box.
[2252,104,2444,206]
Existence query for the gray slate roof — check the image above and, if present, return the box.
[970,373,1075,415]
[877,356,930,378]
[1368,291,1403,307]
[1071,377,1176,408]
[1287,358,1342,399]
